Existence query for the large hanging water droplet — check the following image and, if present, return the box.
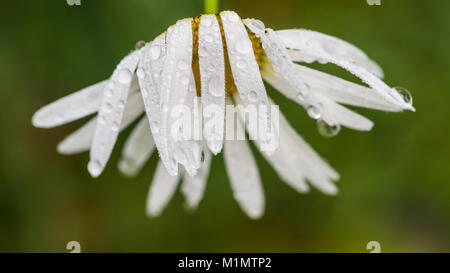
[135,40,146,50]
[394,86,413,106]
[307,105,321,120]
[149,45,161,60]
[208,77,223,97]
[235,38,253,54]
[150,120,160,134]
[117,68,132,84]
[317,120,341,138]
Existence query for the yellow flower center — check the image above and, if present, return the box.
[192,14,265,97]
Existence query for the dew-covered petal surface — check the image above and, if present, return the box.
[159,19,194,176]
[220,11,274,153]
[146,161,180,217]
[181,149,212,210]
[276,29,412,110]
[88,50,142,177]
[118,116,155,177]
[58,92,144,155]
[199,14,226,155]
[136,34,175,176]
[292,64,403,112]
[277,29,384,79]
[245,20,322,112]
[32,80,107,128]
[262,69,373,131]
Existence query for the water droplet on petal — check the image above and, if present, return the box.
[237,60,247,69]
[394,86,413,105]
[307,105,321,120]
[317,120,341,138]
[117,68,132,84]
[104,88,113,98]
[235,38,253,54]
[247,90,258,102]
[102,103,112,113]
[88,160,102,177]
[208,77,223,97]
[178,60,189,70]
[249,19,265,34]
[149,45,161,60]
[136,67,145,79]
[135,40,146,50]
[112,121,120,132]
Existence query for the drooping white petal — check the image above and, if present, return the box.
[137,34,177,177]
[32,80,107,128]
[57,92,144,155]
[146,161,180,217]
[277,103,339,195]
[118,116,155,177]
[276,29,413,110]
[159,19,194,176]
[199,14,226,155]
[245,20,321,109]
[181,149,212,210]
[220,11,274,154]
[176,75,204,176]
[292,64,403,112]
[262,69,373,131]
[277,29,384,79]
[88,50,142,177]
[223,100,265,219]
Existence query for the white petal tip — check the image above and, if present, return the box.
[246,209,264,220]
[146,209,161,218]
[31,111,49,128]
[87,160,103,178]
[117,159,139,177]
[322,185,339,196]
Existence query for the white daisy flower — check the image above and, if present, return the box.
[31,11,414,219]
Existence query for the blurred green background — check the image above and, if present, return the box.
[0,0,449,252]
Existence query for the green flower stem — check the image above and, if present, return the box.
[204,0,219,14]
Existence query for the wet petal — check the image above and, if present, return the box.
[276,29,412,110]
[220,11,274,153]
[159,19,194,176]
[118,116,155,177]
[199,14,226,155]
[292,64,404,112]
[57,92,144,155]
[262,69,373,131]
[88,49,142,177]
[137,34,177,177]
[32,80,107,128]
[277,29,384,79]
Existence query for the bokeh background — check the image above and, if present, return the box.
[0,0,449,252]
